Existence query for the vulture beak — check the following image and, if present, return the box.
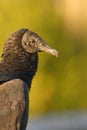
[38,42,58,57]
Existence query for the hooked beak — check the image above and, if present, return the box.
[38,42,58,57]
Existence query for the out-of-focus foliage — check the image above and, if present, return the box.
[0,0,87,117]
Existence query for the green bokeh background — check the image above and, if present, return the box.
[0,0,87,117]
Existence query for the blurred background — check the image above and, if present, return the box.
[0,0,87,129]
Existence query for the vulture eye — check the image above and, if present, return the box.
[30,38,37,46]
[31,39,36,44]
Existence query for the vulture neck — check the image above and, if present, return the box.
[0,29,38,89]
[1,44,38,89]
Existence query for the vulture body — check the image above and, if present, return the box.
[0,28,58,130]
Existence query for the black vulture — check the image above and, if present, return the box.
[0,28,58,130]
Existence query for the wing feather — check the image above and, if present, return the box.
[0,79,29,130]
